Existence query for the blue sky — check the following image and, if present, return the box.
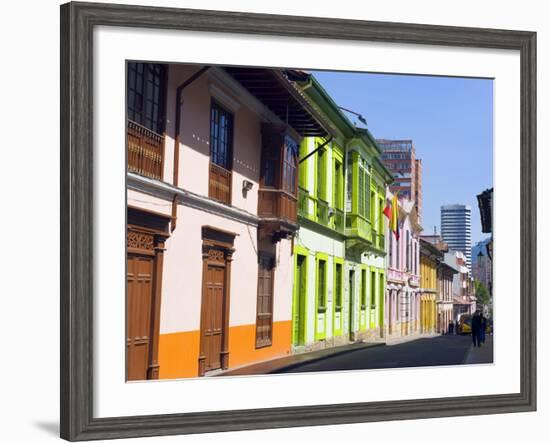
[312,70,493,245]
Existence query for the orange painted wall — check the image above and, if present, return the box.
[228,320,292,368]
[157,320,292,379]
[158,330,200,379]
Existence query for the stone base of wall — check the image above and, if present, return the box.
[293,329,383,354]
[355,328,384,343]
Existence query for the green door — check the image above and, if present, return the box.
[348,270,355,336]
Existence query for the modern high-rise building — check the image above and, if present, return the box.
[377,139,423,222]
[440,204,472,271]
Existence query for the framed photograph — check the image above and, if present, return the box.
[60,1,536,440]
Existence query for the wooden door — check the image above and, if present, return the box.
[127,254,154,381]
[202,261,226,372]
[293,254,307,345]
[256,254,274,347]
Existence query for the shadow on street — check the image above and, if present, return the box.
[271,334,493,374]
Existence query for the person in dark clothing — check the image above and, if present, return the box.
[471,311,482,347]
[480,313,487,344]
[448,320,455,335]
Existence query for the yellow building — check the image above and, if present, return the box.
[419,238,442,333]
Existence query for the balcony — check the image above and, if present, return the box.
[316,199,329,226]
[127,120,164,180]
[209,162,232,205]
[298,187,313,219]
[374,232,385,251]
[345,213,372,242]
[258,188,297,223]
[344,213,373,256]
[258,188,298,242]
[332,208,345,233]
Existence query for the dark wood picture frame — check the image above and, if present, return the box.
[60,1,536,440]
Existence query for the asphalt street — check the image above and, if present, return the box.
[271,334,493,374]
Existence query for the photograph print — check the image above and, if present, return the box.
[125,61,494,381]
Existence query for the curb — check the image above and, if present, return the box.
[269,342,386,374]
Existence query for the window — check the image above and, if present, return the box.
[379,197,384,233]
[317,259,327,311]
[396,234,401,269]
[346,160,353,212]
[282,135,298,195]
[358,158,370,219]
[370,190,376,227]
[334,160,343,209]
[263,156,276,187]
[210,101,233,170]
[316,142,327,200]
[413,241,417,274]
[389,225,393,265]
[406,231,411,271]
[298,139,308,189]
[256,253,274,348]
[127,62,166,134]
[361,269,367,308]
[335,263,343,310]
[358,166,365,216]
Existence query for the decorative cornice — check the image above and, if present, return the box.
[128,173,259,227]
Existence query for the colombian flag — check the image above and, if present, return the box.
[391,194,399,240]
[383,199,392,220]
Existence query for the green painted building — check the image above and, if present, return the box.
[290,73,393,351]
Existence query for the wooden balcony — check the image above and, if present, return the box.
[127,120,164,180]
[258,189,297,223]
[209,162,232,205]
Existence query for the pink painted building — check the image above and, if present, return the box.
[125,63,331,380]
[384,195,422,338]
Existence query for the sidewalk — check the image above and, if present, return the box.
[463,335,494,364]
[215,341,385,377]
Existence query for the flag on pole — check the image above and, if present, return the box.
[391,194,399,240]
[383,199,392,220]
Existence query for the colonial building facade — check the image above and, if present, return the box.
[385,197,422,338]
[445,250,477,322]
[125,63,333,379]
[437,259,457,333]
[290,74,393,351]
[419,238,441,334]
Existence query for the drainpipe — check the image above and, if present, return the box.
[170,66,211,231]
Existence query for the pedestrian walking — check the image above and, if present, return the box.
[455,320,459,335]
[448,320,454,335]
[471,311,482,347]
[480,313,487,344]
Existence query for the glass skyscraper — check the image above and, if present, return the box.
[441,204,472,271]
